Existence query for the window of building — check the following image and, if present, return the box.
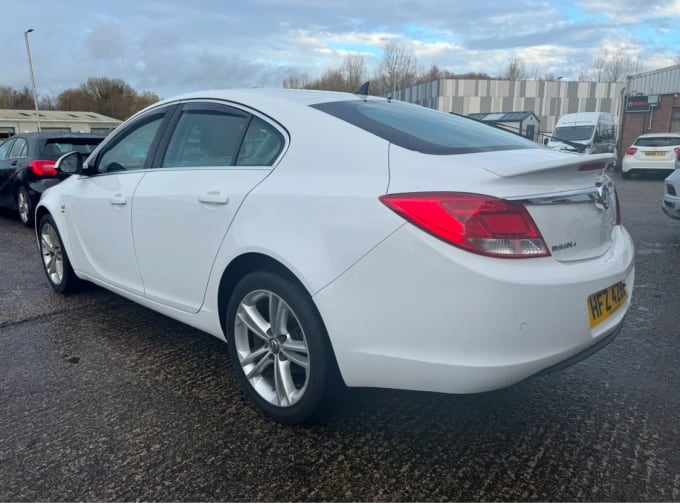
[671,108,680,133]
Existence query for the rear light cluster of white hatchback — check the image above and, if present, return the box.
[380,193,550,259]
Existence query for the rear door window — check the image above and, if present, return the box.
[0,139,15,160]
[9,138,28,158]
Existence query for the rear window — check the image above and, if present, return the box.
[311,99,538,155]
[634,136,680,147]
[41,138,104,159]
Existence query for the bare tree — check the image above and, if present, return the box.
[593,48,607,82]
[282,74,311,89]
[0,86,36,109]
[375,42,418,95]
[504,57,527,80]
[604,48,642,82]
[342,54,367,91]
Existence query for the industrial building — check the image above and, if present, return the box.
[619,64,680,157]
[0,110,121,140]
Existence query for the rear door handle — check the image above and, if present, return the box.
[198,191,229,205]
[110,194,127,205]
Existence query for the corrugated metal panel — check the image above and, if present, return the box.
[627,65,680,95]
[0,109,120,124]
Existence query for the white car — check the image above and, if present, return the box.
[621,132,680,178]
[663,169,680,220]
[36,88,635,424]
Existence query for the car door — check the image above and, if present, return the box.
[64,107,172,295]
[0,138,17,208]
[131,101,285,313]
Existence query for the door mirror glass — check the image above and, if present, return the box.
[56,151,83,174]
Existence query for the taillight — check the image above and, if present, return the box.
[29,160,58,177]
[379,192,550,258]
[674,147,680,161]
[625,147,637,156]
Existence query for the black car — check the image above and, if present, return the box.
[0,132,105,226]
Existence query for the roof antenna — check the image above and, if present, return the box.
[353,81,370,101]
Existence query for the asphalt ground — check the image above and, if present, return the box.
[0,171,679,502]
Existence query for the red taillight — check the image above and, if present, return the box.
[625,147,637,156]
[379,192,550,258]
[674,147,680,160]
[29,160,58,177]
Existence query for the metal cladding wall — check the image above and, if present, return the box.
[626,64,680,95]
[395,78,624,135]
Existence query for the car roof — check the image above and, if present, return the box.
[635,132,680,139]
[158,88,368,107]
[10,132,106,140]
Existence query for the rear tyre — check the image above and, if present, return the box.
[16,186,34,227]
[226,270,335,424]
[622,170,631,179]
[38,214,81,294]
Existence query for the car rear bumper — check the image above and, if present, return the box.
[314,224,635,394]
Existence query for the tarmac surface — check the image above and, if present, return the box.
[0,171,679,501]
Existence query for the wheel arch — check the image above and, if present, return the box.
[216,252,343,381]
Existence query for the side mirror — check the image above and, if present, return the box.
[55,151,83,174]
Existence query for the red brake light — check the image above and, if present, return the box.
[379,192,550,258]
[674,147,680,160]
[29,160,58,177]
[625,147,637,156]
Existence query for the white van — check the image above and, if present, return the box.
[546,112,617,155]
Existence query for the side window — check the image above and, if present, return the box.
[96,115,164,173]
[9,138,28,158]
[236,117,285,166]
[162,107,249,168]
[0,139,15,160]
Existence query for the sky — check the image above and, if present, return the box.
[3,0,680,100]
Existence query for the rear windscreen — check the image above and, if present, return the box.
[311,99,538,155]
[42,138,103,159]
[634,137,680,147]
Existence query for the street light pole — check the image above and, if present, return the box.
[24,28,41,132]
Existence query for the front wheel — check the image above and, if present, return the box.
[38,214,81,293]
[226,270,336,424]
[16,186,33,227]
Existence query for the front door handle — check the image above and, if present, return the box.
[110,194,127,205]
[198,191,229,205]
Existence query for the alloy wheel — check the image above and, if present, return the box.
[234,289,310,407]
[40,222,64,286]
[17,189,30,224]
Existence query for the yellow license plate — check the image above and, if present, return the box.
[644,152,665,157]
[587,282,627,328]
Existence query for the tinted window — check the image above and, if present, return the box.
[634,136,680,147]
[97,115,164,173]
[236,117,284,166]
[162,107,249,168]
[311,100,538,155]
[0,139,15,160]
[42,138,103,160]
[9,138,28,158]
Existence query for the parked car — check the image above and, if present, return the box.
[36,89,635,424]
[663,169,680,220]
[0,132,105,226]
[621,132,680,179]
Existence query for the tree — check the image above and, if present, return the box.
[374,42,418,95]
[57,77,159,120]
[504,57,527,80]
[0,86,36,109]
[342,54,367,91]
[282,74,312,89]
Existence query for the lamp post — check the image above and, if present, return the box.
[24,28,41,132]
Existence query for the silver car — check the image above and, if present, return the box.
[663,169,680,220]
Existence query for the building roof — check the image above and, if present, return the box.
[626,64,680,95]
[0,109,121,124]
[467,111,539,122]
